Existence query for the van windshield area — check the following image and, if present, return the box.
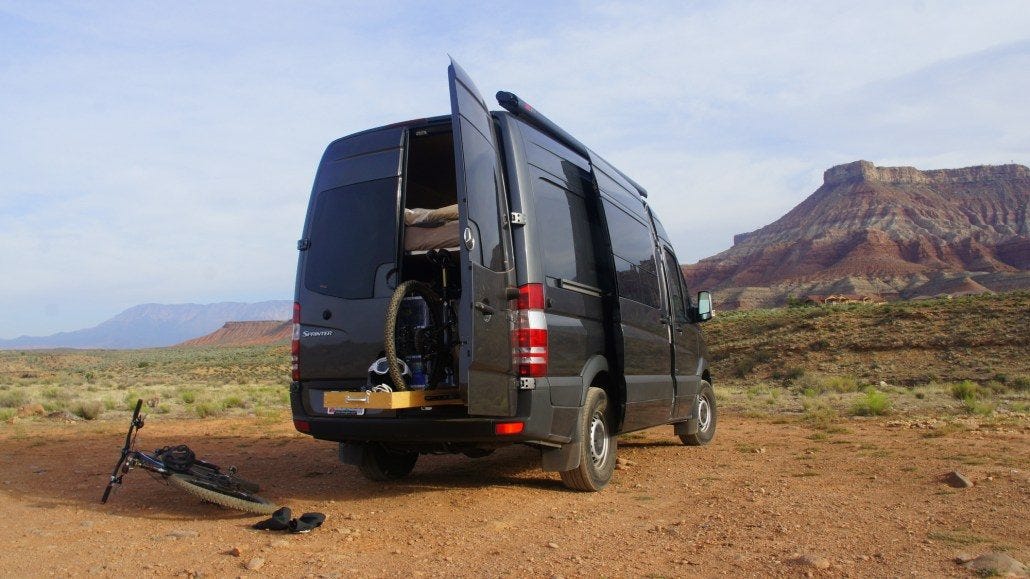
[304,178,399,299]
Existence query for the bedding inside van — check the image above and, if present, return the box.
[404,204,459,251]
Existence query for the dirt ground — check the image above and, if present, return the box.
[0,412,1026,578]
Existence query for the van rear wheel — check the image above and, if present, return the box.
[559,387,616,492]
[357,444,418,481]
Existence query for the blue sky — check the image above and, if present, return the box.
[1,1,1028,338]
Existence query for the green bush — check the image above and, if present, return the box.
[852,387,891,416]
[221,395,247,410]
[0,408,17,422]
[0,389,28,408]
[963,398,995,416]
[823,375,860,392]
[180,390,197,404]
[951,380,986,401]
[192,401,223,418]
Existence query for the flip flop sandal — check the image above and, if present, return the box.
[252,507,292,531]
[288,512,326,534]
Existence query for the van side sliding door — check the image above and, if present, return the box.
[448,59,516,416]
[591,161,675,431]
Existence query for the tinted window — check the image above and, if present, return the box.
[663,247,688,322]
[456,115,505,270]
[604,199,659,307]
[535,178,599,287]
[305,178,398,299]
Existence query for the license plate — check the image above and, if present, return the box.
[326,406,364,416]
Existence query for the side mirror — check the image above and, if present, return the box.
[696,291,713,322]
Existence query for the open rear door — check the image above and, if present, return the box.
[449,59,516,416]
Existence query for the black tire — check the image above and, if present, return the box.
[384,280,444,390]
[680,381,717,446]
[357,444,419,481]
[167,473,279,515]
[559,387,617,492]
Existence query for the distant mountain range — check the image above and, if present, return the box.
[683,160,1030,309]
[0,301,292,349]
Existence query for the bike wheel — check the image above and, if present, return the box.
[384,280,445,390]
[168,473,278,515]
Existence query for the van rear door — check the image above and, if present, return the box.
[448,59,516,416]
[295,127,406,383]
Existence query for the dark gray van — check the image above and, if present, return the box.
[290,60,715,491]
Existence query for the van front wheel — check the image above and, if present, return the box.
[679,382,716,446]
[559,387,616,492]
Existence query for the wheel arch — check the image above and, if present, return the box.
[579,354,622,432]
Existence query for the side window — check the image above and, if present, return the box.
[535,179,599,287]
[663,247,689,323]
[604,199,660,308]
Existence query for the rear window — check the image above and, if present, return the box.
[304,178,398,299]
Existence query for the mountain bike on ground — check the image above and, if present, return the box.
[101,399,278,515]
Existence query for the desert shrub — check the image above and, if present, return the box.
[192,401,223,418]
[0,408,17,422]
[823,375,860,392]
[83,371,96,383]
[122,390,142,410]
[984,381,1009,395]
[732,356,756,378]
[71,400,103,420]
[809,339,831,351]
[221,395,247,410]
[102,397,119,410]
[950,380,987,401]
[0,389,28,408]
[1010,376,1030,392]
[773,366,805,381]
[963,398,995,416]
[852,387,891,416]
[802,403,844,432]
[180,390,197,404]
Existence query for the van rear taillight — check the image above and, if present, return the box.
[291,302,301,381]
[515,284,548,377]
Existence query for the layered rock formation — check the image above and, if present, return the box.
[178,320,291,347]
[683,160,1029,309]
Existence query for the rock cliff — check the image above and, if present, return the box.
[684,160,1029,308]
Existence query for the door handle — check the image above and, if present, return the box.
[474,300,497,315]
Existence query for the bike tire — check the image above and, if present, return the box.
[384,280,444,390]
[167,473,278,515]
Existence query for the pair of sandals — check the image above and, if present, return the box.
[252,507,325,534]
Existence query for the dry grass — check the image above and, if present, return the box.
[0,345,289,423]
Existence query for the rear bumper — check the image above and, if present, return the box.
[290,381,574,446]
[301,414,525,443]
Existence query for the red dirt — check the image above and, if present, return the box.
[0,414,1026,577]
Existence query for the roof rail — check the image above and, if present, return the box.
[495,91,647,198]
